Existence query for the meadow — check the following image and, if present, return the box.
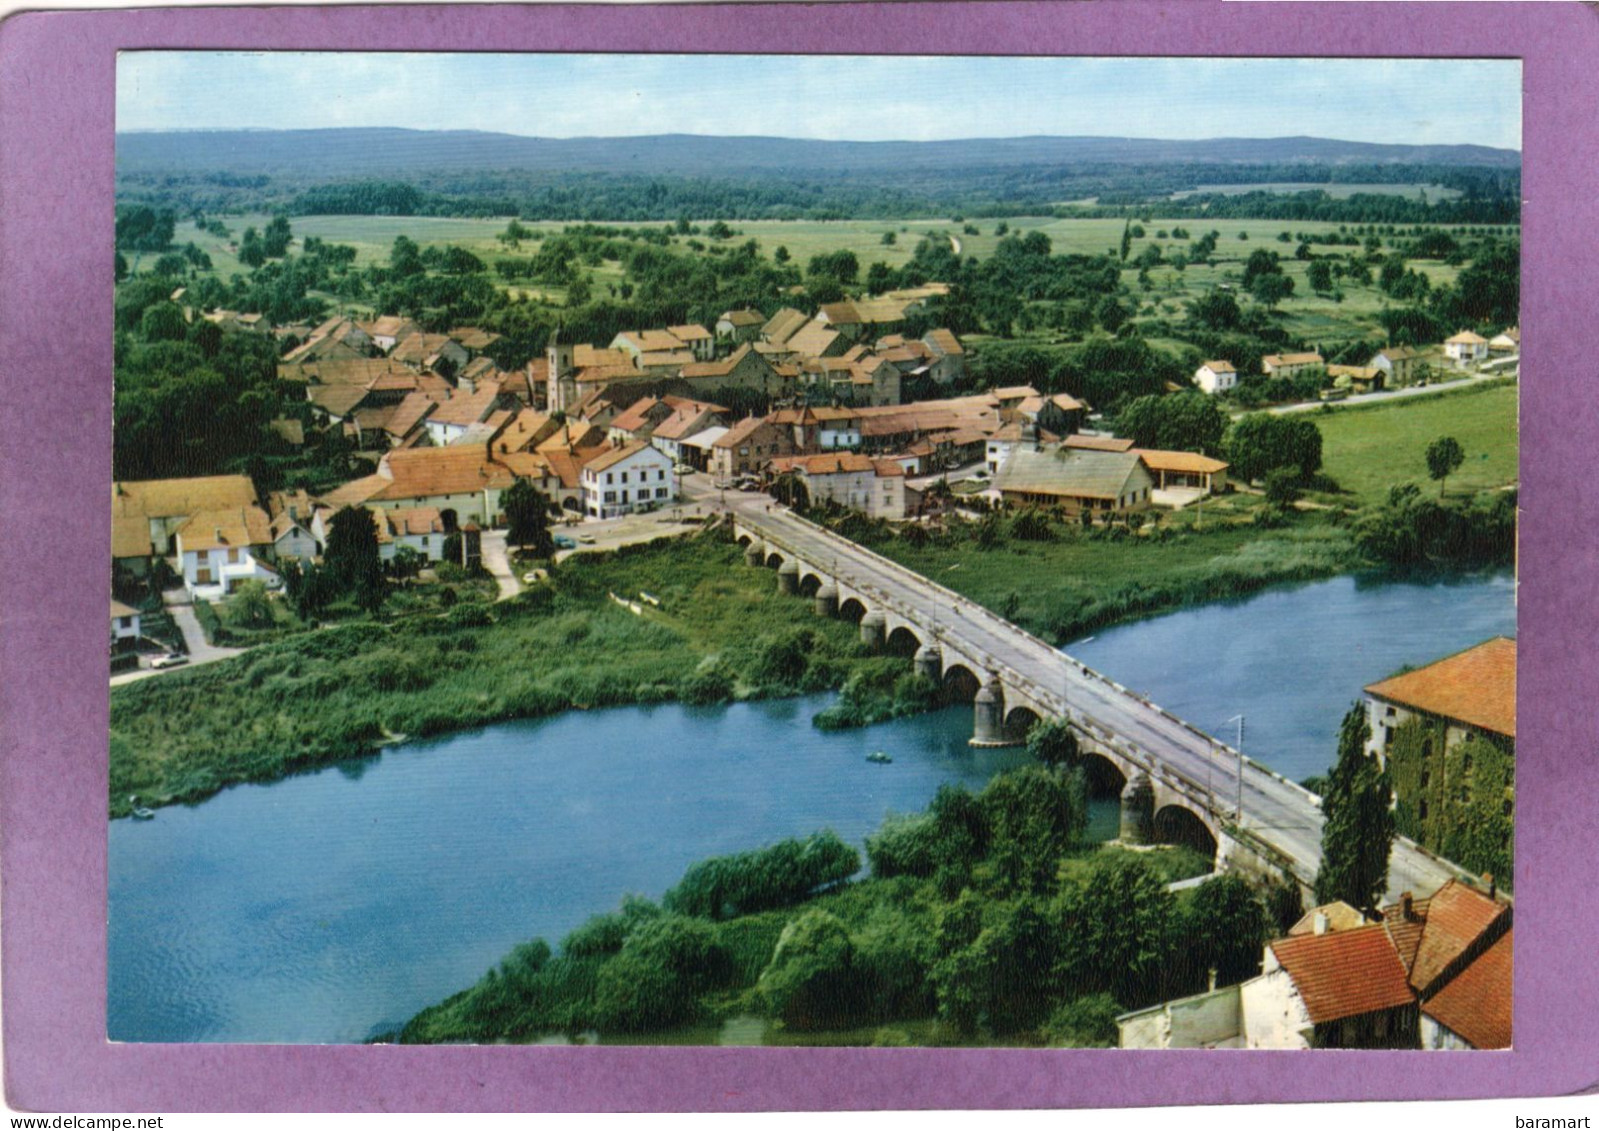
[1311,380,1519,504]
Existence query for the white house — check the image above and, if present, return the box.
[580,440,678,519]
[1488,327,1520,354]
[767,452,909,519]
[1193,360,1238,395]
[371,506,449,562]
[111,599,142,646]
[173,506,280,600]
[1444,331,1490,366]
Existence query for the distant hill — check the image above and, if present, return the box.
[115,129,1521,178]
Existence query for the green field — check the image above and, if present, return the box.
[1170,182,1462,201]
[1314,381,1519,504]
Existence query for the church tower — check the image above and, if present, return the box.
[546,327,576,414]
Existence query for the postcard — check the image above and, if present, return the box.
[2,1,1594,1115]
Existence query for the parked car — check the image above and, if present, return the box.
[552,534,576,550]
[675,463,695,476]
[577,534,597,544]
[150,653,188,669]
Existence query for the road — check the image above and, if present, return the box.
[478,531,522,601]
[1255,370,1513,417]
[110,600,246,687]
[739,507,1472,903]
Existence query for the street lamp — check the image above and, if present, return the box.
[1226,713,1245,827]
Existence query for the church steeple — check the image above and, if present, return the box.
[546,326,576,414]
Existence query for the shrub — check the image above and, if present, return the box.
[757,910,863,1031]
[680,666,734,706]
[1040,993,1122,1047]
[664,831,860,920]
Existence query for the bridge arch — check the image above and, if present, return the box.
[735,532,753,547]
[1078,750,1129,798]
[837,596,867,624]
[764,550,785,569]
[885,625,922,657]
[941,663,980,702]
[797,572,824,597]
[1153,804,1219,862]
[1004,705,1042,742]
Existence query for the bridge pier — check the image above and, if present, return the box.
[813,583,838,618]
[914,642,942,683]
[743,540,766,567]
[1119,771,1156,845]
[970,676,1019,747]
[775,560,800,596]
[859,610,886,651]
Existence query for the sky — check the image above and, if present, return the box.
[116,53,1522,151]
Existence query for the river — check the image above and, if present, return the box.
[108,569,1513,1044]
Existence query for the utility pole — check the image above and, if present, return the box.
[1227,713,1245,827]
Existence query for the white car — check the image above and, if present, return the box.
[150,653,188,669]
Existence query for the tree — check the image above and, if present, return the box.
[979,765,1087,893]
[757,910,862,1030]
[1119,220,1133,262]
[262,215,293,258]
[390,234,424,278]
[1226,414,1323,483]
[1425,436,1465,497]
[1250,272,1295,310]
[1307,259,1334,293]
[1263,468,1301,509]
[324,505,386,612]
[1180,876,1268,989]
[1056,854,1177,1008]
[229,579,274,629]
[1189,289,1241,332]
[238,227,266,269]
[1095,295,1128,334]
[1315,704,1395,913]
[139,302,189,343]
[773,245,790,264]
[1026,717,1079,770]
[503,477,554,555]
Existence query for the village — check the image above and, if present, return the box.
[111,285,1519,658]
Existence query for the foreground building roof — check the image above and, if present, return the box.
[1364,637,1517,738]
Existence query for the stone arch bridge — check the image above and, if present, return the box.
[732,509,1474,901]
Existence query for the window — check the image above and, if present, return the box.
[196,549,208,562]
[656,488,668,499]
[604,491,617,503]
[1420,768,1430,789]
[227,547,240,564]
[621,472,629,484]
[1419,799,1429,821]
[196,567,212,584]
[1503,799,1513,817]
[606,472,613,484]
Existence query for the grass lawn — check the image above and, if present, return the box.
[1314,380,1519,505]
[866,507,1362,646]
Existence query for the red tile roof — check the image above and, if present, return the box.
[1064,434,1136,453]
[1407,880,1509,993]
[1422,928,1511,1049]
[1364,637,1516,738]
[1270,924,1417,1024]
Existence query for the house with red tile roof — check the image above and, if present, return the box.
[1119,877,1510,1049]
[715,308,765,342]
[1364,638,1516,877]
[579,440,677,519]
[173,505,279,600]
[767,452,909,519]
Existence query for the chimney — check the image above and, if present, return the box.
[1401,892,1414,921]
[1312,911,1329,936]
[1207,967,1218,993]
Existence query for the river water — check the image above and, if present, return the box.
[108,569,1513,1044]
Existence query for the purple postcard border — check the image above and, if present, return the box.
[2,0,1596,1113]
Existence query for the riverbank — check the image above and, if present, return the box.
[109,531,880,817]
[396,764,1229,1047]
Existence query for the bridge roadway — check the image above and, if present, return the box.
[738,507,1471,904]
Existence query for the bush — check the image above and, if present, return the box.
[680,665,734,706]
[758,910,863,1030]
[664,831,860,920]
[1040,993,1122,1047]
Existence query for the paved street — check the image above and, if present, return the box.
[478,530,522,601]
[740,507,1471,903]
[1256,369,1513,417]
[110,598,245,686]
